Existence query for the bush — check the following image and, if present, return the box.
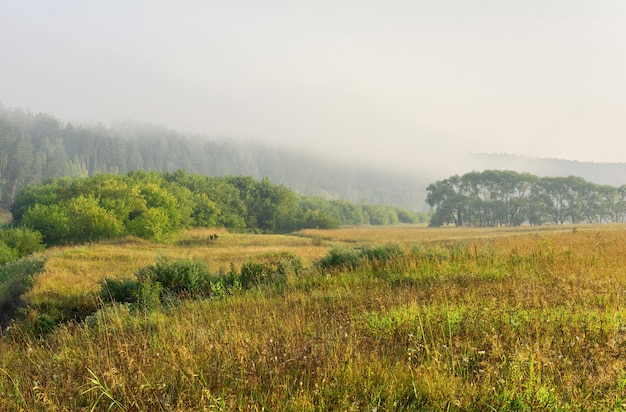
[316,247,361,272]
[316,244,406,274]
[360,243,404,264]
[21,204,70,245]
[0,242,18,265]
[127,208,176,243]
[99,277,141,304]
[238,252,302,290]
[64,195,124,243]
[0,227,45,257]
[135,255,212,297]
[27,292,96,325]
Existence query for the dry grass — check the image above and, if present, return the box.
[0,209,10,224]
[4,224,626,410]
[26,228,327,308]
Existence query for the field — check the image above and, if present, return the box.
[3,224,626,410]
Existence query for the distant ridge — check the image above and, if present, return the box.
[0,106,429,211]
[470,153,626,187]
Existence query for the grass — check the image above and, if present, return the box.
[0,208,11,224]
[3,224,626,409]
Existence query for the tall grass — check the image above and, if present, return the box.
[2,226,626,409]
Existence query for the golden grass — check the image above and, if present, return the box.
[0,209,10,223]
[26,228,328,306]
[5,224,626,410]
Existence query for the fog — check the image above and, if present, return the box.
[2,1,626,177]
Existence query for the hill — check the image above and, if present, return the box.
[4,104,626,214]
[0,105,429,211]
[470,153,626,187]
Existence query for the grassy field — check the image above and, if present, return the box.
[0,209,10,224]
[3,224,626,410]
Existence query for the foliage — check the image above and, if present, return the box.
[0,227,45,257]
[12,170,422,246]
[0,257,45,327]
[316,243,404,275]
[239,251,302,290]
[359,243,404,263]
[135,255,212,297]
[0,226,44,265]
[99,277,140,304]
[316,247,362,272]
[427,169,626,227]
[0,106,428,212]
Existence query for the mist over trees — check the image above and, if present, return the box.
[470,153,626,187]
[0,105,427,211]
[427,170,626,227]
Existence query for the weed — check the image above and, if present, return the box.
[82,368,126,411]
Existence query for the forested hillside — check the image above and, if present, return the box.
[471,153,626,187]
[0,105,427,211]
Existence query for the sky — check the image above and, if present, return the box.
[2,1,626,175]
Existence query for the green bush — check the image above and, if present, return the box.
[21,204,70,245]
[127,208,176,243]
[136,281,164,313]
[240,261,273,289]
[0,242,18,265]
[99,277,141,304]
[360,243,404,264]
[135,255,212,297]
[64,195,124,243]
[316,247,361,272]
[0,227,45,257]
[240,251,302,290]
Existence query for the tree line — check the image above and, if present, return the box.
[426,170,626,227]
[0,105,427,211]
[8,170,423,246]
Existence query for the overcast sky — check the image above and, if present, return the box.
[2,1,626,173]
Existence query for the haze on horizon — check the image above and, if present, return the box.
[2,1,626,176]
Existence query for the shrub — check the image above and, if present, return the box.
[316,247,361,272]
[0,227,45,257]
[64,195,124,243]
[99,277,141,304]
[135,255,212,297]
[136,281,164,313]
[21,203,70,245]
[0,242,18,265]
[240,261,273,289]
[239,252,301,290]
[360,243,404,264]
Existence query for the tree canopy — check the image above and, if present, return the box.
[10,171,425,245]
[426,170,626,227]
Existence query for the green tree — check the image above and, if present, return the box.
[426,175,466,227]
[21,204,70,245]
[64,195,124,243]
[127,207,173,242]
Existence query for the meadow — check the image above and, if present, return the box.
[2,224,626,410]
